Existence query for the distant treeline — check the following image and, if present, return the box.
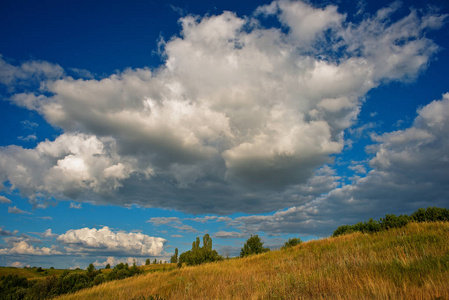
[333,207,449,237]
[0,262,141,300]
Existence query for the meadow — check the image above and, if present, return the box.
[58,222,449,299]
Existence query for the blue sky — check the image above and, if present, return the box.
[1,0,448,269]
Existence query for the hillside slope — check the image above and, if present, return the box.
[59,222,449,299]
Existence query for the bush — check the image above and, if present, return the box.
[240,235,270,257]
[282,237,302,249]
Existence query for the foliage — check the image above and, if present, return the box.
[281,237,302,249]
[178,234,222,267]
[333,206,449,237]
[240,235,270,257]
[0,262,143,300]
[0,274,31,300]
[170,248,178,264]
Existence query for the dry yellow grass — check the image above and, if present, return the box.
[58,222,449,299]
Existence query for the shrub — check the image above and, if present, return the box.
[282,237,302,249]
[240,235,270,257]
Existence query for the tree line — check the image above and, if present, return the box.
[0,262,141,300]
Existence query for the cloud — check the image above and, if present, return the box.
[0,195,12,204]
[0,227,13,236]
[0,1,446,214]
[148,217,181,226]
[8,206,32,214]
[0,240,62,255]
[10,261,26,268]
[69,202,82,209]
[214,231,245,239]
[18,134,37,142]
[57,226,166,256]
[228,93,449,236]
[0,55,63,86]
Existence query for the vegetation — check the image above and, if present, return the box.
[178,234,222,267]
[333,206,449,236]
[170,248,178,264]
[0,261,144,299]
[281,237,302,249]
[58,221,449,299]
[240,234,270,257]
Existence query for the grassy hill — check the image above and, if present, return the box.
[58,222,449,299]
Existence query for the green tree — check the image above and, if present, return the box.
[178,234,222,267]
[282,237,302,249]
[170,248,179,263]
[240,235,270,257]
[145,258,150,265]
[87,263,95,273]
[105,263,111,269]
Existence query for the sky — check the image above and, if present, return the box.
[0,0,448,269]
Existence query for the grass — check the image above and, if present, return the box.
[56,222,449,299]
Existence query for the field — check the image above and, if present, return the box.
[0,267,83,281]
[57,222,449,299]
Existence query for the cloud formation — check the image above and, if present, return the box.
[228,93,449,236]
[57,226,166,256]
[0,1,446,214]
[0,227,166,259]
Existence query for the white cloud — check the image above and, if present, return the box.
[57,226,166,256]
[18,134,37,142]
[10,261,25,267]
[69,202,82,209]
[0,240,62,255]
[0,195,12,204]
[0,55,63,86]
[8,206,32,214]
[0,1,446,214]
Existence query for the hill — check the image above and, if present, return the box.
[58,222,449,299]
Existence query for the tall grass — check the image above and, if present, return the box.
[59,222,449,299]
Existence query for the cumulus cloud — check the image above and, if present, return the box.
[0,240,62,255]
[228,93,449,236]
[0,1,446,214]
[57,226,166,256]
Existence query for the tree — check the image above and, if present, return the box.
[153,259,157,264]
[87,263,95,273]
[105,263,111,269]
[240,235,270,257]
[282,237,302,249]
[170,248,179,263]
[178,234,222,267]
[145,259,150,266]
